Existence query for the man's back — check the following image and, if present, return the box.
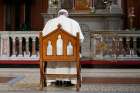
[42,15,84,42]
[41,9,84,87]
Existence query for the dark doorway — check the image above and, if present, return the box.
[5,1,20,31]
[4,0,31,31]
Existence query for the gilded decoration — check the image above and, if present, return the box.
[75,0,90,10]
[94,34,108,55]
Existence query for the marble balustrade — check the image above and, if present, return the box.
[0,31,40,60]
[0,30,140,60]
[90,31,140,60]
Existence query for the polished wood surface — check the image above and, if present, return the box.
[39,24,81,91]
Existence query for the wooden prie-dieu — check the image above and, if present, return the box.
[39,24,81,91]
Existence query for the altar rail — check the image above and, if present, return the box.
[0,31,40,60]
[90,31,140,60]
[0,31,140,61]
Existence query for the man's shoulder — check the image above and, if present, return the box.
[48,18,57,22]
[67,17,79,25]
[44,18,58,25]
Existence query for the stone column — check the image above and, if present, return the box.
[133,37,137,56]
[91,34,97,59]
[12,37,16,57]
[1,35,9,57]
[118,37,123,56]
[18,37,23,57]
[112,37,116,58]
[126,37,130,56]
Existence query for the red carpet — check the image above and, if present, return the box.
[82,77,140,84]
[0,60,140,65]
[81,60,140,65]
[0,60,39,64]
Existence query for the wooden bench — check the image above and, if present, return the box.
[39,24,81,91]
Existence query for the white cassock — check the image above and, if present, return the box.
[42,15,84,84]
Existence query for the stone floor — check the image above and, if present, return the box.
[0,68,140,93]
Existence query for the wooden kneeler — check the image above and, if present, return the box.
[39,24,81,91]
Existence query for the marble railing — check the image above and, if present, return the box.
[0,31,140,60]
[0,31,40,60]
[90,31,140,60]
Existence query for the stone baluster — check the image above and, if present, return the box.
[18,37,23,57]
[126,37,130,56]
[32,37,36,57]
[118,37,123,56]
[91,34,96,59]
[1,36,9,57]
[12,37,16,57]
[133,37,137,56]
[100,35,104,59]
[116,37,120,57]
[112,37,117,58]
[129,37,134,56]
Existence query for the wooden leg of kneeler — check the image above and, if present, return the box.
[40,77,43,90]
[40,62,46,90]
[41,74,45,90]
[44,62,47,87]
[80,65,81,88]
[79,75,81,88]
[77,59,80,91]
[76,77,80,91]
[76,68,80,91]
[43,76,46,87]
[40,61,44,90]
[40,73,44,90]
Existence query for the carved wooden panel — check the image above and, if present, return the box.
[40,25,80,62]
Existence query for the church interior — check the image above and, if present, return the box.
[0,0,140,92]
[0,0,140,66]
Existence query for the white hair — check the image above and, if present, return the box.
[58,9,69,17]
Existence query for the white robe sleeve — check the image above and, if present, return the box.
[76,23,84,43]
[42,19,58,36]
[71,20,84,43]
[42,20,51,36]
